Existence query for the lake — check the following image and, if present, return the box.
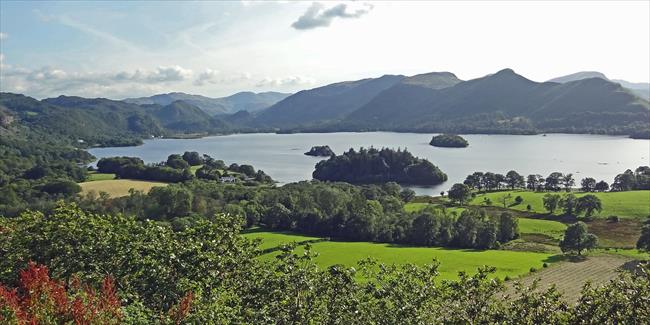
[89,132,650,196]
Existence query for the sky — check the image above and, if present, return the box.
[0,1,648,99]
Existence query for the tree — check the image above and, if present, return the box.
[545,172,563,192]
[561,173,575,192]
[399,188,416,202]
[611,169,636,191]
[594,180,609,192]
[505,170,524,189]
[559,222,598,255]
[498,193,512,208]
[182,151,203,166]
[560,193,577,216]
[448,183,471,205]
[637,224,650,251]
[526,174,543,191]
[167,154,190,169]
[542,194,561,214]
[580,177,596,192]
[575,194,603,218]
[497,212,519,243]
[464,172,483,191]
[514,196,523,205]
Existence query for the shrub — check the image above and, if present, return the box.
[543,263,548,268]
[529,267,537,273]
[514,196,523,204]
[607,215,619,223]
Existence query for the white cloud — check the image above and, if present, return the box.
[291,2,373,30]
[256,75,315,87]
[0,64,194,98]
[193,68,221,86]
[0,32,7,40]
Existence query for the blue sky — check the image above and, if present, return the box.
[1,1,648,99]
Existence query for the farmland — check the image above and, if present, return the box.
[469,190,650,219]
[244,230,557,281]
[79,179,168,197]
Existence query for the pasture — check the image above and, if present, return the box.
[79,179,167,198]
[470,190,650,219]
[86,172,115,181]
[246,231,556,281]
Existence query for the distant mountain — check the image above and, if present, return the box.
[549,71,649,100]
[548,71,608,83]
[341,69,649,134]
[124,91,290,115]
[252,74,405,128]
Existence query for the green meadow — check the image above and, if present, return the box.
[244,230,556,281]
[86,171,116,181]
[517,218,567,240]
[470,190,650,219]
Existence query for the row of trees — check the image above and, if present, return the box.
[462,166,650,193]
[76,179,519,249]
[313,147,448,185]
[542,193,603,217]
[1,204,648,323]
[96,152,274,184]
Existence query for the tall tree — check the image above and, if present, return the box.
[559,222,598,255]
[560,193,578,216]
[505,170,524,189]
[542,193,562,214]
[575,195,603,218]
[561,173,575,192]
[448,183,472,205]
[545,172,563,192]
[580,177,596,192]
[594,180,609,192]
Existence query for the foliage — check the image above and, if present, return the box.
[575,194,603,218]
[638,224,650,251]
[313,147,447,185]
[559,222,599,255]
[0,262,122,325]
[448,183,471,204]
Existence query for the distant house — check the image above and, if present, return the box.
[219,176,237,183]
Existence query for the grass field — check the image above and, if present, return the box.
[190,165,203,175]
[242,229,323,250]
[470,190,650,219]
[518,218,567,240]
[247,231,556,280]
[86,172,115,181]
[79,179,167,198]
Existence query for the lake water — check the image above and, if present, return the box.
[89,132,650,196]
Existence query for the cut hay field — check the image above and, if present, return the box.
[470,190,650,219]
[245,230,557,281]
[79,179,167,198]
[504,254,644,302]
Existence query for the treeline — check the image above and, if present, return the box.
[461,166,650,193]
[78,180,516,249]
[1,204,647,323]
[96,151,273,184]
[313,147,447,185]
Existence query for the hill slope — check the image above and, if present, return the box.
[342,69,649,134]
[252,74,405,128]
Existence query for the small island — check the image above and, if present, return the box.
[429,134,469,148]
[305,145,335,157]
[313,147,447,185]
